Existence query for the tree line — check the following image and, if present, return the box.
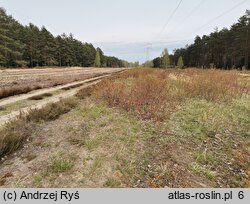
[151,10,250,70]
[144,48,184,69]
[0,8,129,68]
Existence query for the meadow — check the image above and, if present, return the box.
[0,68,249,188]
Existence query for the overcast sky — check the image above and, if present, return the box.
[1,0,249,62]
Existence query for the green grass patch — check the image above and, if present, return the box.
[48,153,74,173]
[188,163,216,180]
[75,103,109,121]
[170,98,250,139]
[32,175,43,184]
[104,177,121,187]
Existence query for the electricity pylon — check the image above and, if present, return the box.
[145,43,152,61]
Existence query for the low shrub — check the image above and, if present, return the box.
[0,97,78,158]
[180,69,244,102]
[93,68,247,121]
[28,93,53,100]
[0,116,34,158]
[0,85,34,99]
[95,75,169,120]
[118,68,156,78]
[76,85,98,99]
[26,98,78,122]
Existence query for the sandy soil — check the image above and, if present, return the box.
[0,67,124,88]
[0,79,101,127]
[0,67,126,126]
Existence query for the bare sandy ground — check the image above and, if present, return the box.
[0,79,102,127]
[0,67,124,87]
[0,75,106,107]
[0,68,126,126]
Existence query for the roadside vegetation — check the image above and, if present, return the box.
[91,68,250,187]
[0,68,249,188]
[0,70,108,100]
[0,98,77,158]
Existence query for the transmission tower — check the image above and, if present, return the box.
[145,43,152,61]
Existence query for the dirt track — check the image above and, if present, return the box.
[0,74,107,107]
[0,67,126,126]
[0,67,123,88]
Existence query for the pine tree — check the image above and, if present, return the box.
[161,48,170,68]
[0,7,128,68]
[0,8,22,67]
[94,49,101,67]
[22,23,41,67]
[177,56,184,68]
[38,26,56,66]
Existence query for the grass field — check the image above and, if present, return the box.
[0,68,249,188]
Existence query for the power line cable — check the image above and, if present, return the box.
[182,0,206,22]
[165,0,205,36]
[150,0,248,61]
[159,0,183,35]
[186,0,248,36]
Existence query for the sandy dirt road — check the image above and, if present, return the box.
[0,74,107,107]
[0,68,126,126]
[0,80,101,127]
[0,67,123,88]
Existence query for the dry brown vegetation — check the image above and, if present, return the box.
[0,68,249,188]
[95,76,168,120]
[177,69,248,101]
[0,67,122,99]
[91,68,249,187]
[0,85,41,99]
[28,93,53,100]
[0,98,77,158]
[76,85,97,99]
[94,68,246,121]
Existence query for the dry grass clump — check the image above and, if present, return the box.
[0,116,34,158]
[0,98,77,158]
[117,68,156,78]
[93,68,247,121]
[117,68,170,80]
[76,85,99,99]
[26,98,77,122]
[48,153,74,173]
[181,69,245,102]
[0,85,42,99]
[95,75,168,120]
[28,93,53,100]
[61,83,85,91]
[0,106,5,111]
[179,67,204,76]
[129,77,168,120]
